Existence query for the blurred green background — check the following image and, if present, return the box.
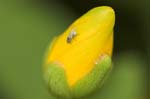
[0,0,149,99]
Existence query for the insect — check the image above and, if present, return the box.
[67,29,77,43]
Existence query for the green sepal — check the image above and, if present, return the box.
[71,55,112,98]
[44,63,71,99]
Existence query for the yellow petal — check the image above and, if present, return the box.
[46,6,115,87]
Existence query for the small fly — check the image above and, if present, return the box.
[67,29,77,43]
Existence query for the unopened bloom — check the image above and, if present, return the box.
[43,6,115,99]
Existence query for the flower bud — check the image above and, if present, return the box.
[43,6,115,99]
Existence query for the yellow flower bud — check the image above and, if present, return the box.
[43,6,115,98]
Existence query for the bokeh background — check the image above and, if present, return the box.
[0,0,149,99]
